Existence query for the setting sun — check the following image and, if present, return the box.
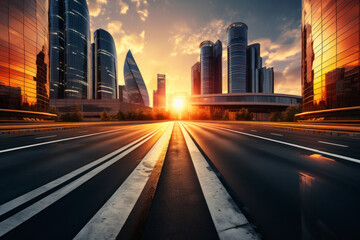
[173,99,184,111]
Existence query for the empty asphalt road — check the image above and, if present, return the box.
[0,121,359,240]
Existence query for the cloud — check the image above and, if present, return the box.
[130,0,149,21]
[169,19,228,56]
[87,0,108,17]
[106,21,145,54]
[250,27,301,66]
[118,0,129,14]
[274,64,301,95]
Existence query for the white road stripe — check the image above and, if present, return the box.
[0,124,168,237]
[204,124,360,164]
[318,141,348,148]
[35,135,57,140]
[179,122,259,240]
[74,122,174,240]
[270,133,283,137]
[0,126,163,217]
[0,129,122,154]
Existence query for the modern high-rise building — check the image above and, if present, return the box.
[227,22,248,93]
[260,67,274,94]
[153,74,166,109]
[93,29,118,99]
[213,40,223,94]
[91,43,96,99]
[199,40,222,94]
[247,43,262,93]
[123,50,149,106]
[49,0,91,100]
[118,85,128,102]
[0,0,49,112]
[191,62,201,95]
[299,0,360,119]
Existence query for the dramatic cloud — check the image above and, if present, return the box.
[118,0,129,15]
[88,0,108,17]
[169,19,228,56]
[130,0,149,21]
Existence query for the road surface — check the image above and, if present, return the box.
[0,121,359,239]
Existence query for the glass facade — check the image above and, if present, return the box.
[0,0,49,112]
[200,41,214,94]
[154,74,166,108]
[247,43,262,92]
[49,0,91,100]
[302,0,360,112]
[191,62,201,95]
[123,50,149,106]
[94,29,118,99]
[227,22,248,93]
[199,40,222,95]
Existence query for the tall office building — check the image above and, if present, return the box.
[153,74,166,109]
[191,62,201,95]
[124,50,149,106]
[199,40,222,94]
[247,43,262,93]
[227,22,248,93]
[0,0,49,112]
[91,43,95,99]
[213,40,223,94]
[49,0,91,100]
[260,67,274,93]
[93,29,118,99]
[118,85,128,102]
[301,0,360,116]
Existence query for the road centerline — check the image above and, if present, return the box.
[74,122,174,240]
[318,141,348,148]
[0,124,169,237]
[34,135,57,140]
[179,122,260,240]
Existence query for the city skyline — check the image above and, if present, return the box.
[87,0,301,106]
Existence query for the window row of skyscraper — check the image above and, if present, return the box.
[192,22,274,96]
[153,74,166,109]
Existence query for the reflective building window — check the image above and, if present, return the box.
[123,50,149,106]
[94,29,118,99]
[302,0,360,112]
[227,22,248,93]
[191,62,201,95]
[49,0,91,100]
[0,0,49,112]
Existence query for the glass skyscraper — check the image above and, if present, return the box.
[0,0,49,112]
[123,50,149,106]
[93,29,118,99]
[49,0,91,100]
[247,43,262,92]
[199,40,222,94]
[153,74,166,108]
[227,22,248,93]
[191,62,201,95]
[302,0,360,113]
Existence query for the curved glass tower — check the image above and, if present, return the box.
[123,50,149,106]
[94,29,118,99]
[49,0,91,99]
[227,22,248,93]
[200,41,214,94]
[0,0,50,112]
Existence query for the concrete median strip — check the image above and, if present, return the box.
[74,122,174,240]
[0,123,169,237]
[179,122,260,240]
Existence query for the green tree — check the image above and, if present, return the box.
[48,106,60,121]
[61,105,83,122]
[281,105,302,122]
[100,109,112,121]
[116,110,125,121]
[236,108,253,121]
[270,112,282,122]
